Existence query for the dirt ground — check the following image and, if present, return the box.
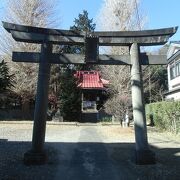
[0,122,180,180]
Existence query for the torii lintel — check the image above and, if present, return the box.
[2,21,178,46]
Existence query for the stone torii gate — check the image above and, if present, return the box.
[3,22,177,165]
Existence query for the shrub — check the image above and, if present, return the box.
[146,101,180,134]
[100,117,112,123]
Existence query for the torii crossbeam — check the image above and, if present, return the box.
[3,21,178,165]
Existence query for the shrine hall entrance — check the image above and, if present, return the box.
[3,21,177,165]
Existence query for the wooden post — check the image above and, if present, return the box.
[130,43,155,164]
[24,43,52,165]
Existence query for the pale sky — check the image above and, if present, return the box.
[0,0,179,41]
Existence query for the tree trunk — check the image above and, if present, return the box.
[22,100,31,120]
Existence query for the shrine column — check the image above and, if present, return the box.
[130,43,155,165]
[24,43,52,165]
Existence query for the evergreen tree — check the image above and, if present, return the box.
[63,10,96,55]
[0,60,14,93]
[59,10,96,121]
[59,69,81,121]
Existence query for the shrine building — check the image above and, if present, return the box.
[75,70,109,122]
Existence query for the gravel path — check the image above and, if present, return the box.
[0,122,180,180]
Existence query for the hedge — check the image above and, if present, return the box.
[146,101,180,134]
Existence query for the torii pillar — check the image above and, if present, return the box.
[24,43,52,165]
[130,43,155,164]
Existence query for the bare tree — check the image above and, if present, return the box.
[0,0,60,119]
[97,0,146,121]
[104,93,131,122]
[97,0,146,31]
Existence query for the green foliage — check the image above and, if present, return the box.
[63,10,95,55]
[59,70,81,121]
[71,10,96,32]
[0,60,14,93]
[146,101,180,134]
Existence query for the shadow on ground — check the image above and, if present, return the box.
[0,139,180,180]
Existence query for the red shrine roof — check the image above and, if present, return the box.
[74,71,109,89]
